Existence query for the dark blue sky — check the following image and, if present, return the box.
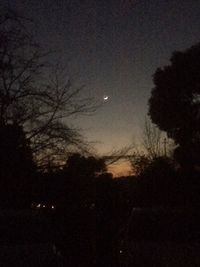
[2,0,200,159]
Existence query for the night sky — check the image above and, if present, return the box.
[2,0,200,175]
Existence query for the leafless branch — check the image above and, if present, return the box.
[0,9,98,168]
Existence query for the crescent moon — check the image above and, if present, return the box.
[103,95,109,101]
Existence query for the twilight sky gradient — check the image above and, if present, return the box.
[2,0,200,175]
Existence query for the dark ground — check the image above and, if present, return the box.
[1,208,200,266]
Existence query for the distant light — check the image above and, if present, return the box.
[52,205,55,209]
[120,250,123,254]
[36,204,41,208]
[43,204,46,208]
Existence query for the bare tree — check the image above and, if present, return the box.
[0,9,96,168]
[129,118,174,175]
[101,145,134,165]
[142,118,163,159]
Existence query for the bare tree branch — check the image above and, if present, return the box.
[0,9,97,169]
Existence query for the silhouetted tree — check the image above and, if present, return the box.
[130,118,174,176]
[142,117,174,158]
[0,9,96,169]
[130,153,150,176]
[66,153,106,177]
[138,156,177,207]
[0,124,35,207]
[149,43,200,171]
[63,153,106,211]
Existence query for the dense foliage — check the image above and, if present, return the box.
[149,43,200,170]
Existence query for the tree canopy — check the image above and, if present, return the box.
[65,153,106,177]
[148,43,200,170]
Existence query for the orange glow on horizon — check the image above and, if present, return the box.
[107,159,133,178]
